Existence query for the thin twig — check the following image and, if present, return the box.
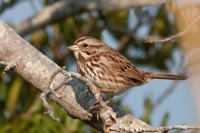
[40,68,67,121]
[117,35,131,51]
[135,125,200,132]
[145,14,200,43]
[118,125,200,133]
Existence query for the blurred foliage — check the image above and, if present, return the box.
[0,0,183,132]
[141,97,169,126]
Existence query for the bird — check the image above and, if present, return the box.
[68,36,187,99]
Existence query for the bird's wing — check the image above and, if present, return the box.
[102,49,146,82]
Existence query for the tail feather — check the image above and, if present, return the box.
[145,72,187,80]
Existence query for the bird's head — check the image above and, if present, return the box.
[68,36,110,60]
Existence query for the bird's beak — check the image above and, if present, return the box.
[67,45,79,51]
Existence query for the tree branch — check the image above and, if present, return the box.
[1,20,199,132]
[14,0,171,36]
[0,20,152,132]
[145,14,200,43]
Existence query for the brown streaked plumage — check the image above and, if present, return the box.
[68,36,187,96]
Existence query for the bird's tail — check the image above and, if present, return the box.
[145,72,187,80]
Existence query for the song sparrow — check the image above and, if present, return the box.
[68,36,187,97]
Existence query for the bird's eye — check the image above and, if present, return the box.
[83,43,88,48]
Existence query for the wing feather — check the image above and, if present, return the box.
[101,49,146,82]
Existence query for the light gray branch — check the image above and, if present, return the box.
[14,0,171,36]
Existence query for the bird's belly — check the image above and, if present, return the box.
[89,73,136,95]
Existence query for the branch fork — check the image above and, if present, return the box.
[40,68,119,132]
